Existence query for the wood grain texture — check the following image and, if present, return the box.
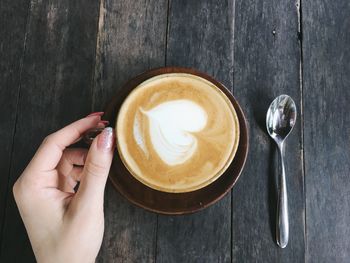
[232,0,305,261]
[156,1,234,262]
[0,0,30,252]
[2,0,350,262]
[92,0,167,262]
[0,0,99,261]
[302,1,350,262]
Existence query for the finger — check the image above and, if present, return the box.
[70,119,108,144]
[58,175,76,194]
[57,149,87,192]
[57,166,83,193]
[57,148,88,177]
[28,115,102,172]
[73,127,114,211]
[64,148,88,166]
[70,166,84,182]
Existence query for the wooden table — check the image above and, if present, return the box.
[1,0,349,262]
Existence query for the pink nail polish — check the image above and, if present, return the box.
[87,111,104,117]
[98,120,109,125]
[97,127,114,151]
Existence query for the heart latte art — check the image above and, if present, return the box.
[138,100,207,165]
[117,73,240,192]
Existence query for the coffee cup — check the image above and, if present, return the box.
[85,72,240,193]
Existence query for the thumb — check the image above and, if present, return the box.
[75,127,114,210]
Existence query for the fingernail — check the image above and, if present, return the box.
[97,127,114,151]
[98,120,109,125]
[87,111,104,117]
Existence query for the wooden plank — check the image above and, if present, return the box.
[302,1,350,262]
[0,0,30,251]
[0,0,100,261]
[92,0,167,262]
[156,1,234,262]
[232,0,305,261]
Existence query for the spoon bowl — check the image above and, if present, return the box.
[266,95,297,145]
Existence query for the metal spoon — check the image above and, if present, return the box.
[266,94,297,248]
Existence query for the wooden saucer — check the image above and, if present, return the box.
[104,67,249,215]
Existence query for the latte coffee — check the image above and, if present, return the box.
[116,73,240,193]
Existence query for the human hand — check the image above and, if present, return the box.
[13,113,114,263]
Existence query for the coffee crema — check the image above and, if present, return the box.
[116,73,240,193]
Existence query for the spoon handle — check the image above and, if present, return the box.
[276,143,289,248]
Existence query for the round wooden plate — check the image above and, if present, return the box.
[104,67,249,215]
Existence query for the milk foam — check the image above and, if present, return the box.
[137,99,207,165]
[133,112,148,156]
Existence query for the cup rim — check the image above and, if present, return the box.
[115,72,240,193]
